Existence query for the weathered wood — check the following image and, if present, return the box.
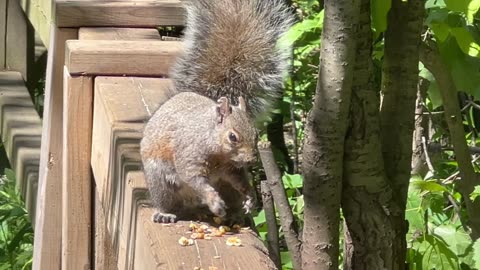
[0,0,6,68]
[56,0,184,27]
[118,171,148,270]
[135,182,276,269]
[62,68,93,270]
[91,77,173,220]
[65,40,182,76]
[20,0,54,48]
[33,26,77,270]
[0,71,41,218]
[79,27,161,40]
[6,0,35,80]
[94,188,117,270]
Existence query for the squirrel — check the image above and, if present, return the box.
[140,0,293,224]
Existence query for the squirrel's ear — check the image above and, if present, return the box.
[216,97,232,124]
[238,97,247,112]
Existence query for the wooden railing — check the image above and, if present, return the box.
[1,1,277,269]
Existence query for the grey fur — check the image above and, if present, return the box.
[171,0,294,118]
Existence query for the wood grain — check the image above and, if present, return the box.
[62,68,93,270]
[0,71,41,218]
[6,0,33,80]
[65,40,182,76]
[33,27,77,270]
[20,0,54,48]
[91,76,173,216]
[0,0,6,68]
[79,27,161,40]
[56,0,185,27]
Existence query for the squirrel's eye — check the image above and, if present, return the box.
[229,132,238,143]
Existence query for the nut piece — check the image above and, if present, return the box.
[191,232,205,239]
[178,236,194,246]
[219,226,231,233]
[226,237,242,246]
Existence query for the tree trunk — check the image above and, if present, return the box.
[380,0,425,268]
[341,0,397,268]
[301,0,359,268]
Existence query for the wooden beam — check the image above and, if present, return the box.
[0,71,41,218]
[62,68,93,270]
[6,0,35,80]
[132,173,277,269]
[33,26,77,270]
[65,40,182,76]
[91,76,173,218]
[79,27,161,40]
[94,188,116,270]
[0,0,6,68]
[20,0,54,48]
[56,0,184,27]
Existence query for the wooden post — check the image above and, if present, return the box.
[32,26,77,270]
[62,68,93,270]
[6,0,35,80]
[0,0,6,69]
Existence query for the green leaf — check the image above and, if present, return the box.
[444,0,470,13]
[470,185,480,201]
[451,27,480,57]
[426,0,447,9]
[254,210,266,226]
[412,180,448,193]
[432,225,471,256]
[406,188,424,232]
[282,174,303,189]
[371,0,391,34]
[473,239,480,268]
[467,0,480,23]
[430,22,451,42]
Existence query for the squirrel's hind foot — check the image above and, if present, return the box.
[152,212,177,223]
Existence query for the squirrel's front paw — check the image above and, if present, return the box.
[152,212,177,223]
[205,191,227,217]
[243,195,254,214]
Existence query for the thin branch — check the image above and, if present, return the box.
[258,141,302,269]
[260,181,281,269]
[422,136,435,173]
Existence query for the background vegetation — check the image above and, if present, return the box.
[253,0,480,269]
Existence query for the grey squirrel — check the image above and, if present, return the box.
[140,0,293,224]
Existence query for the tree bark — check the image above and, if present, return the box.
[341,0,397,268]
[301,0,359,268]
[260,181,282,269]
[259,141,302,269]
[420,41,480,239]
[411,78,431,176]
[380,0,425,268]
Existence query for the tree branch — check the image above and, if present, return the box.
[260,181,281,269]
[258,141,302,269]
[419,40,480,239]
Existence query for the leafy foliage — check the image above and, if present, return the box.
[0,169,33,270]
[253,0,480,269]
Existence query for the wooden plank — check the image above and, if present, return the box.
[91,77,173,216]
[0,71,41,216]
[33,26,77,270]
[94,188,117,270]
[20,0,54,48]
[56,0,185,27]
[79,27,161,40]
[65,40,182,76]
[62,68,93,270]
[133,174,276,269]
[6,0,35,80]
[118,171,147,270]
[0,0,6,68]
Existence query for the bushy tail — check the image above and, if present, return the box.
[171,0,294,118]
